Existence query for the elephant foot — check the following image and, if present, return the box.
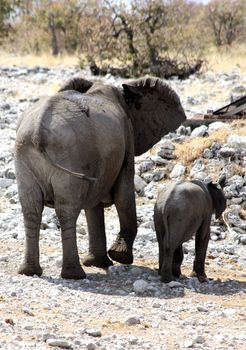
[161,275,174,283]
[190,270,208,283]
[160,267,174,283]
[61,263,86,280]
[18,262,42,277]
[108,237,133,265]
[83,254,113,268]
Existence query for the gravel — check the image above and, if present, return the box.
[0,64,245,350]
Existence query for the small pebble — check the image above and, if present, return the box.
[125,316,141,326]
[85,328,102,337]
[46,339,72,348]
[133,279,148,293]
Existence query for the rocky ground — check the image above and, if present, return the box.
[0,65,246,350]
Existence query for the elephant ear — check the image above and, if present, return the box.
[122,77,187,156]
[207,182,227,219]
[58,77,93,94]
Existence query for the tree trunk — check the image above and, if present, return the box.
[48,13,59,56]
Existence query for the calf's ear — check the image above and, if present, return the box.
[207,183,226,219]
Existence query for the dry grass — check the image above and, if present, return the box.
[0,44,246,72]
[0,51,79,67]
[174,121,246,166]
[174,127,229,165]
[203,44,246,73]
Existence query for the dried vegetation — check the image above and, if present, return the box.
[174,121,246,166]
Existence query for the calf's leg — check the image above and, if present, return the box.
[172,244,183,278]
[191,222,210,282]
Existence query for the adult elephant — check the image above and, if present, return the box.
[15,76,186,279]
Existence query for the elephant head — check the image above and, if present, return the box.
[122,77,186,155]
[207,181,227,219]
[59,76,186,156]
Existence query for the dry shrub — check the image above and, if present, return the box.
[175,121,246,166]
[228,163,245,177]
[174,127,230,165]
[230,120,246,135]
[205,45,246,73]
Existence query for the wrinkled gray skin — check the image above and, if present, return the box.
[15,76,186,279]
[154,179,226,283]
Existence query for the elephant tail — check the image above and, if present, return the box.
[42,150,97,182]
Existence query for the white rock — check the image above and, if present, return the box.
[152,301,161,308]
[222,308,236,317]
[167,281,184,288]
[195,335,206,344]
[0,179,13,189]
[184,339,194,348]
[158,139,175,150]
[46,339,72,348]
[191,125,208,138]
[190,159,205,177]
[125,316,141,326]
[141,172,154,183]
[86,343,97,350]
[0,255,8,262]
[197,306,208,312]
[134,175,147,192]
[151,155,168,165]
[22,306,34,316]
[133,279,148,293]
[42,333,56,341]
[85,328,102,337]
[137,160,154,174]
[169,163,186,179]
[228,134,246,149]
[208,121,229,134]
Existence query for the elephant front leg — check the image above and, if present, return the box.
[108,168,137,265]
[191,223,210,282]
[83,205,113,268]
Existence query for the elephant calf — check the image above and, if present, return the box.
[154,179,226,283]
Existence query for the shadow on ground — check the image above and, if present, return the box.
[39,263,246,300]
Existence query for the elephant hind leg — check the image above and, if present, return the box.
[161,248,174,283]
[55,204,86,279]
[172,244,183,278]
[154,220,164,276]
[191,222,210,282]
[17,166,43,277]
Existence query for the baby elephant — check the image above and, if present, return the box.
[154,179,226,283]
